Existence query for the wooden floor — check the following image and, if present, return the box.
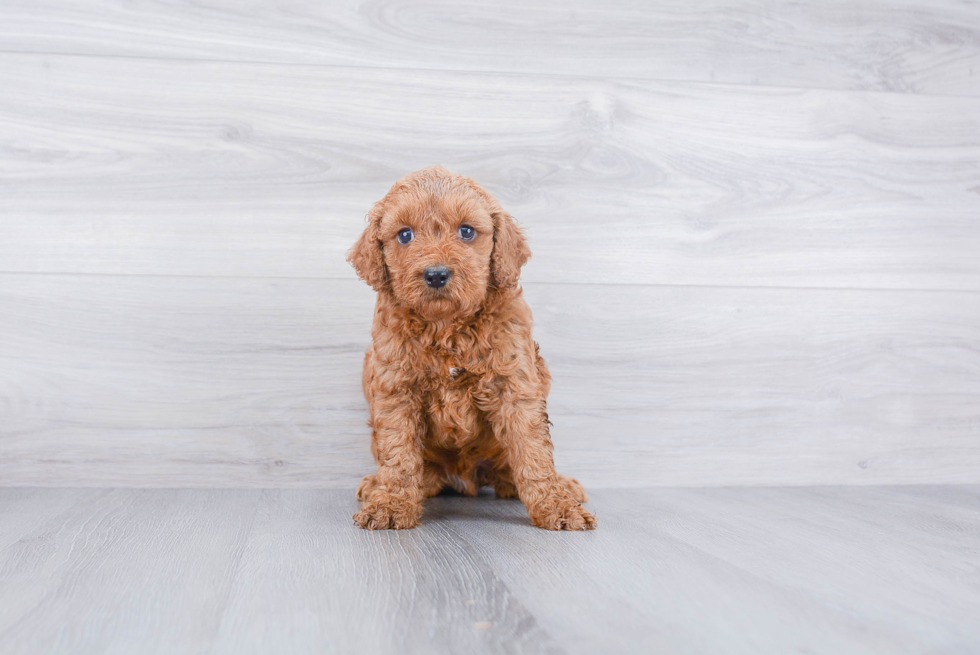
[1,486,977,654]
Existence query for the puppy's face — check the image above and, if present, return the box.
[349,167,530,320]
[379,186,495,319]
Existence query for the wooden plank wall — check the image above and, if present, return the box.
[1,0,978,487]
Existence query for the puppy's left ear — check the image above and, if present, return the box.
[462,175,531,289]
[490,208,531,289]
[347,202,388,292]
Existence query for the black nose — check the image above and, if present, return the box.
[423,265,452,289]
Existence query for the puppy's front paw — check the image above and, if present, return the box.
[528,496,597,531]
[353,498,421,530]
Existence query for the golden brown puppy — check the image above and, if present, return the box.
[347,166,595,531]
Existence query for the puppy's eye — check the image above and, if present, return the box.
[396,227,414,245]
[458,224,476,241]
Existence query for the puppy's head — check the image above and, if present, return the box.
[348,166,530,320]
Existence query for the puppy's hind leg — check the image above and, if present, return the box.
[355,474,379,501]
[481,465,519,499]
[558,474,588,503]
[494,480,520,499]
[422,462,451,498]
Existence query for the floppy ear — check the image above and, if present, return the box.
[347,203,388,292]
[490,208,531,289]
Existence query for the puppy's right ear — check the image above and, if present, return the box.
[347,203,388,292]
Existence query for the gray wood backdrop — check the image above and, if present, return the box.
[1,0,978,488]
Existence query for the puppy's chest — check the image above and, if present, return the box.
[412,336,490,390]
[424,378,485,447]
[412,339,493,442]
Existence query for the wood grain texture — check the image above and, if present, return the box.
[0,0,978,96]
[210,489,562,655]
[439,486,980,654]
[2,2,979,490]
[0,274,374,487]
[1,53,979,289]
[0,488,103,552]
[0,489,259,654]
[2,274,977,487]
[1,487,977,654]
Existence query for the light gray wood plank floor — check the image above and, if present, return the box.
[0,486,976,654]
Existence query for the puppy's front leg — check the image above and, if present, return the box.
[353,392,425,530]
[493,395,596,531]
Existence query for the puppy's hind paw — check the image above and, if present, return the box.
[558,474,588,503]
[493,481,520,499]
[355,474,378,501]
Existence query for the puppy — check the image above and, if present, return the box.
[347,166,595,531]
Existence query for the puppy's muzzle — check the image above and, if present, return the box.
[423,265,452,289]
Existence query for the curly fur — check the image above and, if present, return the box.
[348,166,595,531]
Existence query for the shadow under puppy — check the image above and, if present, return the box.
[348,166,596,531]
